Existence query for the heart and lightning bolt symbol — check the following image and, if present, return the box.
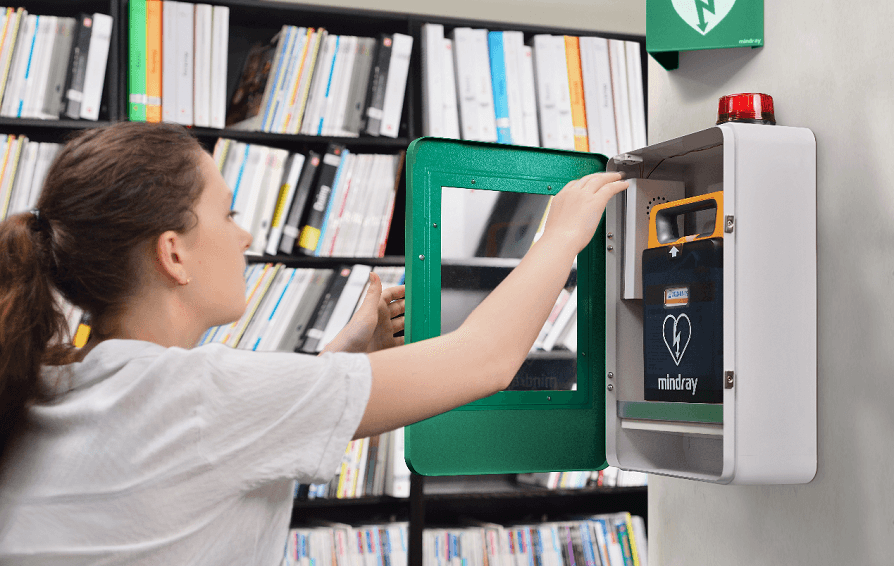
[695,0,716,32]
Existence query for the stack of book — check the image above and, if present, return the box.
[0,8,113,121]
[423,512,647,566]
[517,465,649,490]
[0,135,61,221]
[421,23,646,155]
[301,424,411,500]
[284,522,408,566]
[212,139,404,258]
[226,28,413,138]
[127,0,230,126]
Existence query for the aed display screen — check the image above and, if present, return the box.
[440,186,576,392]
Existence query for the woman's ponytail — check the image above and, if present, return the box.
[0,211,73,462]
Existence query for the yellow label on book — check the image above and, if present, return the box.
[298,226,321,251]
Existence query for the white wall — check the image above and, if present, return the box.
[647,2,894,565]
[269,0,645,36]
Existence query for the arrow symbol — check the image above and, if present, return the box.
[669,246,680,258]
[695,0,716,32]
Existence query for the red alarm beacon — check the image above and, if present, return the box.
[716,93,775,125]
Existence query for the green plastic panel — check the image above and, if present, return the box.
[404,138,608,476]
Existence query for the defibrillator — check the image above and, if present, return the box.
[642,192,724,404]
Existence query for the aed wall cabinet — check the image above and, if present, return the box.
[605,122,817,484]
[404,125,817,484]
[403,138,610,476]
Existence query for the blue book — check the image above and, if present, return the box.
[260,26,296,131]
[487,31,511,144]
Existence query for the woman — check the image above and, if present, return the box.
[0,121,626,564]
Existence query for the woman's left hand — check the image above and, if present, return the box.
[321,272,405,354]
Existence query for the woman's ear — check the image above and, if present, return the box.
[153,230,190,286]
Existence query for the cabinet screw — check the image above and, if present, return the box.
[470,179,476,185]
[548,185,552,191]
[547,396,551,401]
[725,215,735,233]
[608,372,614,379]
[607,384,614,392]
[607,245,614,251]
[432,223,437,228]
[419,254,425,261]
[725,370,735,388]
[607,232,614,239]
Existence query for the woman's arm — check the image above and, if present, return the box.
[355,172,627,439]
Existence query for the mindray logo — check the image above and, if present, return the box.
[658,374,699,395]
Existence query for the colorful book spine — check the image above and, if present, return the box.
[128,0,147,120]
[145,0,162,122]
[564,35,589,152]
[488,31,511,144]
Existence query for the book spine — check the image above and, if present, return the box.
[145,1,162,122]
[209,6,229,128]
[286,28,324,134]
[128,0,147,120]
[378,33,412,138]
[278,150,320,255]
[296,144,343,255]
[341,36,374,136]
[174,1,193,125]
[264,152,306,256]
[41,17,75,119]
[564,35,589,152]
[362,33,392,136]
[420,23,444,137]
[192,3,212,128]
[161,1,177,123]
[487,31,511,144]
[260,25,294,132]
[300,264,350,353]
[62,14,91,120]
[79,13,112,121]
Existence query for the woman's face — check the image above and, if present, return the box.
[183,152,254,328]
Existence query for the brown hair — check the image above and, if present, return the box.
[0,121,206,463]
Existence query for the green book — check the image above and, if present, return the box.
[128,0,147,121]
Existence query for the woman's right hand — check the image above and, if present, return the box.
[541,171,628,255]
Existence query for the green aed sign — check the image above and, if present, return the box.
[647,0,764,70]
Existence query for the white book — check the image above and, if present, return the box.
[550,34,575,150]
[161,1,178,123]
[502,31,525,145]
[230,144,266,233]
[608,39,633,153]
[247,147,289,256]
[264,152,306,256]
[7,139,37,216]
[41,17,76,119]
[531,34,559,149]
[2,14,36,117]
[257,268,312,351]
[285,28,324,134]
[440,38,461,139]
[317,152,356,256]
[579,36,617,157]
[0,135,23,219]
[353,154,387,257]
[421,23,445,137]
[322,35,357,136]
[317,264,372,351]
[239,267,294,351]
[26,142,59,209]
[221,141,247,194]
[209,5,229,128]
[470,28,497,142]
[378,32,413,138]
[385,427,410,498]
[372,155,401,257]
[542,286,577,351]
[337,153,375,257]
[79,13,112,121]
[23,15,55,119]
[451,27,480,141]
[192,4,212,128]
[174,1,194,125]
[625,40,647,151]
[518,45,540,147]
[300,33,336,135]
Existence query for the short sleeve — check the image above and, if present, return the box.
[191,345,372,489]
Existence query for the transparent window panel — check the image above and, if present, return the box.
[440,187,577,392]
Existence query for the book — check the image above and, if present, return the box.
[487,31,511,144]
[259,25,296,132]
[296,143,344,255]
[276,268,333,352]
[580,35,618,157]
[0,8,24,107]
[209,5,229,128]
[322,35,358,136]
[300,32,337,135]
[564,35,589,151]
[315,150,354,256]
[518,44,540,146]
[161,0,178,123]
[264,152,306,256]
[173,0,194,125]
[361,33,392,136]
[41,16,75,119]
[7,138,37,216]
[128,0,147,120]
[63,13,92,119]
[451,27,478,141]
[378,32,413,138]
[501,31,526,146]
[22,15,55,119]
[192,3,212,128]
[608,39,632,154]
[267,26,307,133]
[421,23,445,137]
[625,40,647,151]
[79,13,112,121]
[278,150,321,255]
[300,264,352,353]
[317,263,372,351]
[1,14,37,118]
[440,38,461,139]
[145,1,162,122]
[246,147,289,256]
[283,28,325,134]
[340,36,375,136]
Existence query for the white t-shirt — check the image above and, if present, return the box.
[0,340,372,565]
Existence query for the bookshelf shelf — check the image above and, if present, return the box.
[188,126,412,150]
